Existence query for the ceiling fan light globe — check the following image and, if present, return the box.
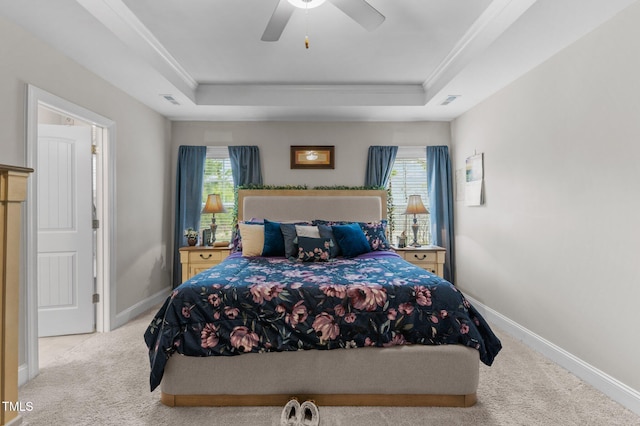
[287,0,326,9]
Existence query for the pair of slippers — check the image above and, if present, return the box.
[280,398,320,426]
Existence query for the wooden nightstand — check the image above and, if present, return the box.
[393,245,446,278]
[179,246,231,283]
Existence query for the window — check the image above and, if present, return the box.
[388,146,431,246]
[199,146,234,242]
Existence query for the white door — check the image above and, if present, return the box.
[37,124,95,337]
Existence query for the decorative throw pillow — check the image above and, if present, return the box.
[295,225,321,238]
[262,219,285,257]
[318,224,340,258]
[231,220,262,252]
[238,223,264,257]
[331,223,371,258]
[297,237,331,262]
[280,222,310,258]
[359,220,391,251]
[230,225,242,252]
[312,219,350,227]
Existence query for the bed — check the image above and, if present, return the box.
[145,189,501,407]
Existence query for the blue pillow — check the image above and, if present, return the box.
[331,223,371,258]
[297,237,331,262]
[262,219,285,256]
[314,219,390,252]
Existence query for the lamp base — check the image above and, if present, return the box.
[411,217,421,247]
[209,219,217,246]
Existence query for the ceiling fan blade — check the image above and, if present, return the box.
[261,0,296,41]
[329,0,385,31]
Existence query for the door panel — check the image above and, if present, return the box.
[38,253,75,306]
[37,124,94,337]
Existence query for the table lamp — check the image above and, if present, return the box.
[404,194,429,247]
[202,194,226,245]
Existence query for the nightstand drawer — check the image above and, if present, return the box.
[392,245,446,278]
[187,249,229,264]
[402,251,438,263]
[179,247,231,283]
[417,263,439,275]
[190,265,215,277]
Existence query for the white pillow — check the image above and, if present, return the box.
[295,225,320,238]
[238,223,264,257]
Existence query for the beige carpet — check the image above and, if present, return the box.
[19,308,640,426]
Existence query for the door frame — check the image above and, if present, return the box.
[23,85,116,383]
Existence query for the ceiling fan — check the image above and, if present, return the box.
[261,0,385,42]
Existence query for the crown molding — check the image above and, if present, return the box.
[76,0,197,100]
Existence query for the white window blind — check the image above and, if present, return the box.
[199,146,234,242]
[388,146,431,246]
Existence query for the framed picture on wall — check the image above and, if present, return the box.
[290,145,335,169]
[465,153,484,206]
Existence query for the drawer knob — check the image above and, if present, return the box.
[414,254,427,260]
[199,253,213,260]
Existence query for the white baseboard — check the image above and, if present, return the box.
[18,364,29,387]
[113,286,170,329]
[466,295,640,416]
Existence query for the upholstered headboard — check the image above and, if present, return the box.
[238,189,387,223]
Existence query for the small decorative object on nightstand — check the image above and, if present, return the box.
[184,227,198,246]
[397,231,407,248]
[393,245,446,278]
[404,194,429,247]
[179,246,231,282]
[202,194,226,246]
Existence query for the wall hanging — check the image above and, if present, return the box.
[290,145,335,169]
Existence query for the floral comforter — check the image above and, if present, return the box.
[144,251,502,391]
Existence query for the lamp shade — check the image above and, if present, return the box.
[404,195,428,215]
[202,194,226,214]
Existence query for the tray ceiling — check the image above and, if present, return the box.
[1,0,636,121]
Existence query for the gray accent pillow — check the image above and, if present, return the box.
[280,222,309,258]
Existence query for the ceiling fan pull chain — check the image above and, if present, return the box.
[305,3,310,49]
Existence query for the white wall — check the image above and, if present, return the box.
[171,121,450,186]
[451,1,640,395]
[0,15,172,366]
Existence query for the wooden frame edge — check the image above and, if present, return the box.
[290,145,335,169]
[1,167,32,426]
[160,392,477,407]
